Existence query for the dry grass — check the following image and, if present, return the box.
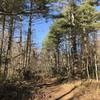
[40,80,100,100]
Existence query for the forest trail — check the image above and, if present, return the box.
[41,80,100,100]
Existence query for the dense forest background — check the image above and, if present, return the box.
[0,0,100,100]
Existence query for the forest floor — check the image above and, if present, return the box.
[0,79,100,100]
[36,79,100,100]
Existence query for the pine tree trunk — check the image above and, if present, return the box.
[0,15,6,73]
[19,15,23,68]
[94,55,98,81]
[3,16,14,80]
[83,28,90,79]
[24,0,32,69]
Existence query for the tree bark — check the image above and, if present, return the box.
[0,15,6,73]
[3,16,14,80]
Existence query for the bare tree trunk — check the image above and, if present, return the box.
[86,57,90,79]
[24,0,32,69]
[54,52,57,68]
[94,33,98,81]
[3,16,14,80]
[83,28,90,79]
[0,15,6,73]
[94,55,98,81]
[56,47,60,71]
[19,15,23,68]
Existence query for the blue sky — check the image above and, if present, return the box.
[21,17,53,48]
[33,19,53,48]
[96,6,100,11]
